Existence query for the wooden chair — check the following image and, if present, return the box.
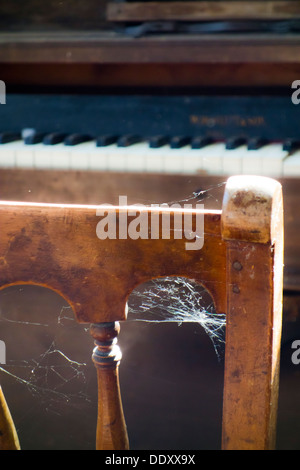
[0,175,284,450]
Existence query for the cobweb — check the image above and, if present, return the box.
[128,276,226,359]
[0,295,92,413]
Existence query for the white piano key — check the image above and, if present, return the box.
[0,140,24,167]
[105,144,127,171]
[88,145,108,171]
[69,141,94,170]
[0,151,15,168]
[201,143,225,175]
[34,143,52,169]
[260,143,288,177]
[283,151,300,177]
[182,148,204,174]
[50,143,71,170]
[222,145,247,175]
[15,143,35,168]
[125,142,148,172]
[163,146,187,174]
[145,145,167,173]
[242,148,262,175]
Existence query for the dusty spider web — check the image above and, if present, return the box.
[0,293,91,412]
[127,276,226,359]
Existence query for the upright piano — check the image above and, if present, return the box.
[1,0,300,450]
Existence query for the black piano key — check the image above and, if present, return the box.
[225,136,247,150]
[170,136,190,149]
[282,138,300,152]
[24,132,47,145]
[191,136,214,149]
[96,135,119,147]
[43,133,67,145]
[149,135,169,148]
[247,137,269,150]
[117,135,142,147]
[64,134,92,146]
[0,132,21,144]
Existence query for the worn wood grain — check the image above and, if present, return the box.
[0,0,108,31]
[1,32,300,64]
[221,175,283,450]
[107,1,300,21]
[0,200,226,323]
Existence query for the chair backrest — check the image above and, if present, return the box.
[0,175,284,450]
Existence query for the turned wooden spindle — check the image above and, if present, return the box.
[90,322,129,450]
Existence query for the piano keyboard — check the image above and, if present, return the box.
[0,132,299,178]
